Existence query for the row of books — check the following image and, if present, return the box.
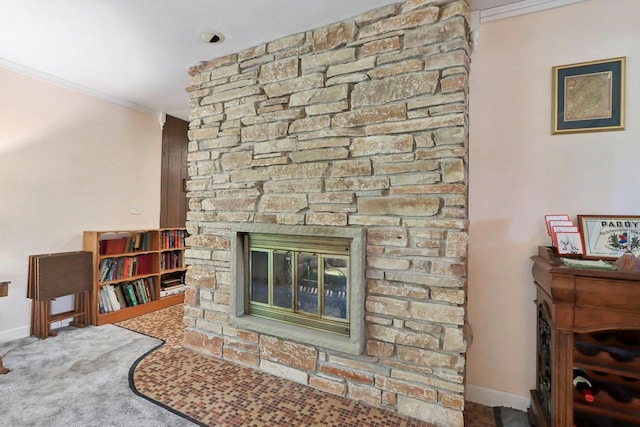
[98,254,153,283]
[99,232,151,255]
[160,275,185,297]
[161,229,187,250]
[161,251,183,271]
[160,284,186,297]
[98,278,156,313]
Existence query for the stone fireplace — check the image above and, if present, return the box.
[183,1,470,425]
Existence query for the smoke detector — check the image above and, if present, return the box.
[200,31,225,44]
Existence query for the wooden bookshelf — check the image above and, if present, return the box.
[83,228,187,326]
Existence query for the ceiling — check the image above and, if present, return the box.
[0,0,524,121]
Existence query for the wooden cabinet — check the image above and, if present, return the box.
[83,228,187,325]
[530,247,640,426]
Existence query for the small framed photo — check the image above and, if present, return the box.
[555,232,584,255]
[577,215,640,259]
[545,214,570,235]
[548,220,574,239]
[552,225,579,248]
[552,57,625,134]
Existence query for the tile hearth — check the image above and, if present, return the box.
[117,304,495,426]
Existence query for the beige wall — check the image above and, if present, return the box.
[467,0,640,409]
[0,69,162,341]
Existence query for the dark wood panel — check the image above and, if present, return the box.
[160,115,188,228]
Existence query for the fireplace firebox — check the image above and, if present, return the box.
[247,233,350,335]
[230,224,365,354]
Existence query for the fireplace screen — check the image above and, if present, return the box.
[246,233,350,336]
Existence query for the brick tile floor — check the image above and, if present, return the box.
[117,304,495,427]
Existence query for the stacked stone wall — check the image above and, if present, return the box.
[184,1,470,425]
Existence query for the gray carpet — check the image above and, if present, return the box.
[0,324,197,427]
[494,406,530,427]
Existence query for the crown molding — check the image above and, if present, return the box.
[0,58,159,117]
[479,0,588,23]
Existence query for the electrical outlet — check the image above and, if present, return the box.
[130,203,142,215]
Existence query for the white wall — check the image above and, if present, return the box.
[467,0,640,409]
[0,69,162,341]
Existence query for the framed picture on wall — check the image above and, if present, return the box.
[552,57,625,134]
[577,215,640,259]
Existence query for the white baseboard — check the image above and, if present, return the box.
[0,325,31,343]
[0,319,72,343]
[465,384,531,412]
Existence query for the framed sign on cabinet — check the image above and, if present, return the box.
[577,215,640,259]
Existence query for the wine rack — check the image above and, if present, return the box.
[530,246,640,427]
[574,331,640,425]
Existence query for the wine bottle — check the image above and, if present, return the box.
[574,341,600,357]
[608,346,635,363]
[616,330,639,346]
[573,368,596,403]
[604,382,635,403]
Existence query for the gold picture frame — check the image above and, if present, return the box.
[552,57,625,134]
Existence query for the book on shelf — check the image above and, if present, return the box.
[161,229,187,249]
[98,290,105,314]
[114,285,127,308]
[116,258,125,278]
[106,285,121,311]
[136,254,153,275]
[160,284,186,297]
[98,280,159,313]
[122,283,137,307]
[161,251,183,270]
[145,277,157,301]
[131,233,141,252]
[131,281,143,304]
[99,287,112,313]
[98,288,106,313]
[161,277,183,288]
[99,231,152,255]
[98,258,110,282]
[98,253,154,282]
[160,272,185,298]
[134,280,148,304]
[102,238,127,255]
[126,231,151,252]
